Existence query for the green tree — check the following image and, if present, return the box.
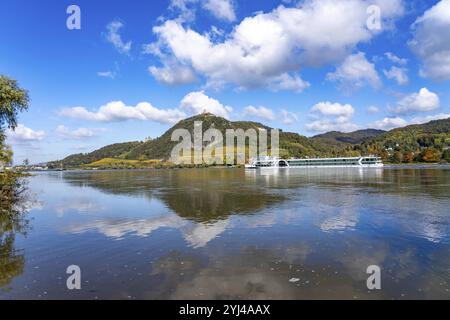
[1,75,30,203]
[0,133,13,167]
[138,155,148,161]
[0,76,30,289]
[0,76,29,131]
[420,147,441,163]
[442,149,450,162]
[403,152,415,163]
[1,75,29,167]
[391,151,403,163]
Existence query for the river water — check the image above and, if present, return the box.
[1,166,449,299]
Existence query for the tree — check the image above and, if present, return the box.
[442,149,450,162]
[0,137,13,167]
[403,152,415,163]
[0,74,29,284]
[138,155,148,161]
[378,149,389,161]
[0,76,29,166]
[391,151,403,163]
[1,134,28,286]
[1,75,30,216]
[0,76,29,130]
[420,148,441,163]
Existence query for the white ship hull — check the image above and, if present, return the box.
[245,156,383,169]
[282,164,382,168]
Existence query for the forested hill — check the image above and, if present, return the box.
[49,114,450,167]
[50,113,330,167]
[312,129,386,144]
[359,118,450,162]
[53,141,143,167]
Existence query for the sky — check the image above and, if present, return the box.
[1,0,449,164]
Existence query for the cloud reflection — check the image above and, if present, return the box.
[66,214,229,248]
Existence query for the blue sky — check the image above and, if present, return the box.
[1,0,449,163]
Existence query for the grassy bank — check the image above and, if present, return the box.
[78,158,242,170]
[56,156,449,171]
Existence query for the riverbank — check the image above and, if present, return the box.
[27,162,450,172]
[383,162,450,168]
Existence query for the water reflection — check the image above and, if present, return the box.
[0,181,33,290]
[0,167,449,299]
[0,215,26,289]
[53,167,450,252]
[67,215,229,248]
[55,169,287,222]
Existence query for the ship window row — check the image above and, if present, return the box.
[255,162,273,167]
[255,158,380,167]
[287,160,360,166]
[289,162,359,166]
[361,159,379,163]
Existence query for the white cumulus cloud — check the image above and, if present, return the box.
[59,101,186,124]
[370,117,408,130]
[368,106,380,114]
[392,87,440,114]
[6,124,46,143]
[169,0,236,23]
[306,119,359,133]
[243,106,276,121]
[149,64,197,85]
[180,91,232,118]
[56,125,102,139]
[307,102,357,133]
[385,52,407,65]
[60,92,236,124]
[410,113,450,124]
[409,0,450,81]
[371,113,449,130]
[281,109,298,125]
[106,21,132,54]
[311,101,355,118]
[148,0,403,90]
[203,0,236,22]
[169,0,197,22]
[327,52,381,90]
[383,66,409,85]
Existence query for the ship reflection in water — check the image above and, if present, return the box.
[0,167,449,299]
[252,166,384,178]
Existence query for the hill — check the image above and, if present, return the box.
[49,115,450,168]
[53,141,143,167]
[312,129,385,144]
[359,118,450,163]
[50,113,332,167]
[124,113,272,160]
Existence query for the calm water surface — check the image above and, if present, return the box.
[1,167,449,299]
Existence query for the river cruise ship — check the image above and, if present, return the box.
[245,156,383,169]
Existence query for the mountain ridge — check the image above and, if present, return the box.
[312,129,386,144]
[49,114,450,167]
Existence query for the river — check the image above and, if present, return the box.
[1,166,449,299]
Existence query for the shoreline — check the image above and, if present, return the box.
[24,162,450,173]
